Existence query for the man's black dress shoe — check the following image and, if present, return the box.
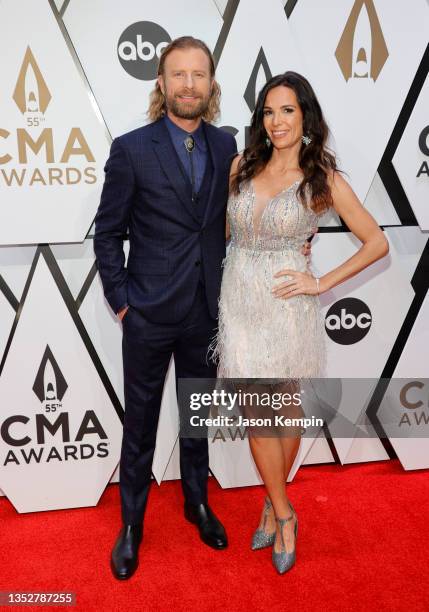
[184,502,228,549]
[110,524,143,580]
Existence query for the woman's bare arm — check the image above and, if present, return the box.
[272,171,389,298]
[317,171,389,293]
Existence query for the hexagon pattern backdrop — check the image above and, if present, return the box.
[0,0,428,511]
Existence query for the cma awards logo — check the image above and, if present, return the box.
[221,47,272,146]
[417,125,429,178]
[0,345,109,467]
[32,344,68,408]
[13,47,52,115]
[0,46,96,187]
[397,380,429,428]
[117,21,171,80]
[325,298,372,345]
[335,0,389,81]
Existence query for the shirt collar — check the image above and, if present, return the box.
[164,114,207,152]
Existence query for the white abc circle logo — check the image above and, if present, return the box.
[117,22,171,81]
[118,37,167,63]
[326,310,371,330]
[325,298,372,345]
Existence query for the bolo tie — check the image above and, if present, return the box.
[184,135,196,203]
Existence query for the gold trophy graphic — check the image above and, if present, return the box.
[13,46,51,115]
[335,0,389,82]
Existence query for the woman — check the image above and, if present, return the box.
[211,72,388,574]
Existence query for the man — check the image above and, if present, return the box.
[94,36,237,580]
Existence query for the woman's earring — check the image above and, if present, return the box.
[265,137,272,147]
[302,134,312,145]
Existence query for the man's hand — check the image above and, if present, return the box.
[301,241,311,257]
[301,228,318,257]
[118,305,129,322]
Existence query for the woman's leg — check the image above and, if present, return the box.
[248,380,301,553]
[248,435,297,555]
[276,379,303,481]
[248,435,289,535]
[240,382,283,535]
[280,436,301,481]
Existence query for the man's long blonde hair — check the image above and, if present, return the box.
[147,36,221,123]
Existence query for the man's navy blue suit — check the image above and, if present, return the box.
[94,117,237,525]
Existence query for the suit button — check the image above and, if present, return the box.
[195,260,201,267]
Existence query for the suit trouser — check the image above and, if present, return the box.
[119,284,217,525]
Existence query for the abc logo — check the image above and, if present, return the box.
[419,126,429,156]
[117,21,171,81]
[325,298,372,345]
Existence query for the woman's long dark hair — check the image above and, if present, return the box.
[231,72,338,214]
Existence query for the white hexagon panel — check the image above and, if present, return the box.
[0,288,16,367]
[209,435,262,489]
[376,374,429,471]
[0,248,122,512]
[62,0,223,136]
[313,232,416,379]
[311,230,417,464]
[212,0,228,16]
[380,252,429,470]
[71,239,179,485]
[393,71,429,230]
[51,0,65,11]
[214,0,305,151]
[288,0,429,203]
[0,0,110,244]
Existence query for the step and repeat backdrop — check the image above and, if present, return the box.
[0,0,428,512]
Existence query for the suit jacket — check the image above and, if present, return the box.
[93,117,238,324]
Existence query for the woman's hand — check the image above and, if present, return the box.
[272,269,319,299]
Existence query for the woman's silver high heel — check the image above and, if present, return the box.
[251,497,276,550]
[272,512,298,574]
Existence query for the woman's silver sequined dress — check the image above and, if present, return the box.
[211,179,326,379]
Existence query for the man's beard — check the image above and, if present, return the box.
[165,90,210,120]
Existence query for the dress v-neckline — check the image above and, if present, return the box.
[249,178,301,238]
[250,177,301,203]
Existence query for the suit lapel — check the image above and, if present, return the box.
[202,122,222,227]
[151,119,199,223]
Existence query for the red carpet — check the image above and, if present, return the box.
[1,460,428,612]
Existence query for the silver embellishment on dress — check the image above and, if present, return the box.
[209,179,327,379]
